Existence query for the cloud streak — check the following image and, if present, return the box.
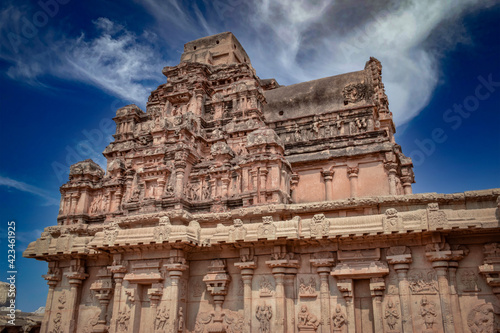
[1,0,496,124]
[0,176,59,206]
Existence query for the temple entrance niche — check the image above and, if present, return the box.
[331,248,389,333]
[139,284,152,332]
[353,280,374,333]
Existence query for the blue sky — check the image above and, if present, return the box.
[0,0,499,312]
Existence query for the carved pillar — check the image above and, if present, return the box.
[108,261,127,333]
[321,170,334,201]
[174,150,187,198]
[311,253,335,333]
[114,188,123,211]
[384,163,398,195]
[346,167,358,198]
[448,246,467,333]
[203,259,231,329]
[370,277,385,333]
[164,251,188,332]
[221,177,230,198]
[290,174,299,203]
[479,242,500,302]
[284,268,298,333]
[401,176,412,195]
[266,254,300,333]
[259,168,268,203]
[41,263,61,333]
[250,169,259,203]
[387,246,413,333]
[148,283,164,332]
[337,279,355,333]
[235,253,257,333]
[90,268,114,333]
[425,243,461,333]
[66,259,89,333]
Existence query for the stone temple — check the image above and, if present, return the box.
[24,32,500,333]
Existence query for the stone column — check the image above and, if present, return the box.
[347,167,358,198]
[114,188,123,211]
[41,263,61,333]
[401,176,412,195]
[311,254,335,333]
[387,247,413,333]
[290,174,300,203]
[108,262,127,333]
[259,168,268,202]
[148,283,164,333]
[321,170,334,201]
[174,165,186,198]
[284,268,298,333]
[384,162,398,195]
[266,256,300,333]
[235,259,257,333]
[370,278,385,333]
[164,260,188,332]
[448,261,464,333]
[337,279,355,333]
[221,177,230,198]
[274,267,287,332]
[66,259,88,333]
[426,244,461,333]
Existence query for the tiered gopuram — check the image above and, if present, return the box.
[25,32,500,333]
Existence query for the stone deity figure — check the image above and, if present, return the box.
[384,300,400,330]
[420,297,437,329]
[332,304,347,329]
[155,307,169,330]
[297,305,319,330]
[117,309,130,332]
[52,312,62,333]
[256,304,272,333]
[178,307,184,331]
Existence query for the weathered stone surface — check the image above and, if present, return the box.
[24,32,500,333]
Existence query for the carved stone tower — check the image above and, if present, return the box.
[25,32,500,333]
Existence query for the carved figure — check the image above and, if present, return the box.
[297,305,319,330]
[117,309,130,332]
[384,299,400,330]
[420,297,437,329]
[202,182,211,200]
[256,304,272,333]
[332,304,347,329]
[51,312,62,333]
[155,307,169,330]
[299,277,317,296]
[460,269,481,292]
[467,303,500,333]
[178,307,184,331]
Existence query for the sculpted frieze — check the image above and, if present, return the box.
[408,270,438,294]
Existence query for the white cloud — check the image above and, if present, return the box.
[0,176,59,206]
[1,0,495,124]
[240,0,488,125]
[1,13,167,107]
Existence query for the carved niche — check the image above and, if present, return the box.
[309,213,330,238]
[342,83,370,104]
[257,216,276,239]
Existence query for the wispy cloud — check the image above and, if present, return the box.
[1,10,167,106]
[0,176,59,206]
[0,0,496,124]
